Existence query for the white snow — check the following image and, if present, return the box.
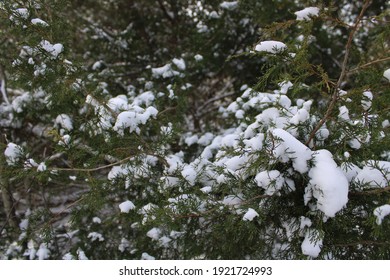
[36,244,50,260]
[255,170,285,195]
[55,114,73,131]
[384,69,390,82]
[37,162,47,172]
[119,200,136,213]
[301,229,323,258]
[181,164,197,185]
[243,133,264,151]
[290,108,309,125]
[4,143,23,165]
[13,8,29,19]
[272,129,312,174]
[92,217,102,224]
[307,150,349,217]
[146,227,162,240]
[40,40,63,58]
[278,80,293,94]
[113,106,158,135]
[151,64,180,78]
[373,204,390,225]
[194,54,203,61]
[295,7,320,21]
[172,58,186,70]
[220,1,238,10]
[88,232,104,242]
[338,106,350,121]
[354,160,390,188]
[31,18,49,26]
[197,132,214,146]
[185,135,199,146]
[255,41,287,54]
[141,252,155,260]
[361,91,373,111]
[243,208,259,221]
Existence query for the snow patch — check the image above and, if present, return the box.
[31,18,49,26]
[307,150,349,217]
[383,69,390,82]
[243,208,259,221]
[255,41,287,54]
[301,229,323,258]
[119,200,136,213]
[220,1,238,10]
[373,205,390,225]
[295,7,320,21]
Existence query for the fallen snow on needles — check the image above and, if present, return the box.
[295,7,320,21]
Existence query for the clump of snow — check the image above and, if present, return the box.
[255,41,287,54]
[40,40,63,58]
[290,108,309,125]
[194,54,203,61]
[151,64,180,78]
[141,252,155,260]
[295,7,320,21]
[36,243,50,260]
[354,160,390,188]
[361,91,373,111]
[243,208,259,221]
[31,18,49,26]
[146,227,162,240]
[373,205,390,225]
[4,143,23,165]
[220,1,238,10]
[306,150,349,217]
[37,162,47,172]
[55,114,73,131]
[272,129,312,174]
[88,232,104,242]
[113,106,158,135]
[278,81,293,94]
[338,106,350,121]
[119,200,136,213]
[384,69,390,82]
[172,58,186,70]
[301,229,323,258]
[255,170,285,195]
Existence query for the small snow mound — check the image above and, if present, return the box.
[255,41,287,54]
[307,150,349,217]
[4,143,23,165]
[383,69,390,82]
[243,208,259,221]
[55,114,73,131]
[119,200,136,213]
[301,229,323,258]
[295,7,320,21]
[373,205,390,225]
[31,18,49,26]
[220,1,238,10]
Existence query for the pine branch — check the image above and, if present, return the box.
[305,0,372,146]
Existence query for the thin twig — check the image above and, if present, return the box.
[50,155,134,172]
[348,56,390,73]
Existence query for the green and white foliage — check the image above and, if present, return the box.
[0,0,390,259]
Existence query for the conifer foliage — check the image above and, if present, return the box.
[1,0,390,259]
